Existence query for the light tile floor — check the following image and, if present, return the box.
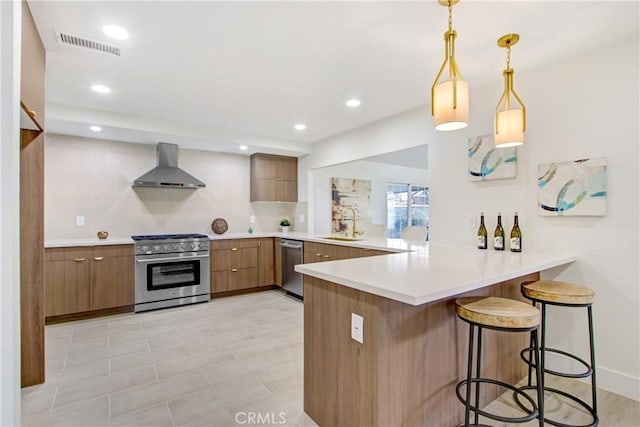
[22,290,639,426]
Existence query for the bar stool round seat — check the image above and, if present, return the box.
[521,280,595,305]
[518,280,598,427]
[455,296,544,427]
[456,296,540,329]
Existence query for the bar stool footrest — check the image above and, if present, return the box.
[456,378,539,424]
[520,347,593,379]
[514,385,599,427]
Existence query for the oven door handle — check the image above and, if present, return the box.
[135,254,210,263]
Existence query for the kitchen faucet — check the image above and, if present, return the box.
[341,206,359,238]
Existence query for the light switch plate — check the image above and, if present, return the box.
[249,215,256,224]
[298,214,305,223]
[351,313,363,344]
[76,215,85,226]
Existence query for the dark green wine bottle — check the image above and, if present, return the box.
[510,212,522,252]
[494,212,505,251]
[477,212,487,249]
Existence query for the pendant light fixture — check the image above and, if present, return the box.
[494,34,526,147]
[431,0,468,131]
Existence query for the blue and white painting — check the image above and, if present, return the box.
[538,157,607,216]
[468,134,517,181]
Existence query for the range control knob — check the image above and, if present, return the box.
[153,245,160,252]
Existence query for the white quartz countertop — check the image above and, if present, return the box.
[45,231,422,252]
[45,237,135,247]
[295,243,577,306]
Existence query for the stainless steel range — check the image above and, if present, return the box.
[132,234,210,312]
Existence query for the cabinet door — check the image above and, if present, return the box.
[274,238,283,286]
[275,180,297,203]
[250,154,298,202]
[90,245,134,310]
[211,246,230,272]
[229,267,259,291]
[229,240,258,269]
[212,270,229,293]
[304,242,322,264]
[280,157,298,181]
[44,248,90,316]
[258,238,275,287]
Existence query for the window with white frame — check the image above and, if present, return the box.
[386,183,429,238]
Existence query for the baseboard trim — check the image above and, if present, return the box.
[211,285,280,299]
[45,306,133,325]
[596,366,640,401]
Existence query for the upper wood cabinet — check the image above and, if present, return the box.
[250,153,298,202]
[44,245,134,318]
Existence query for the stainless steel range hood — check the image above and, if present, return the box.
[132,143,205,189]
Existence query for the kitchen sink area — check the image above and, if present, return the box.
[320,236,363,242]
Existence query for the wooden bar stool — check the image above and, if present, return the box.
[518,280,598,427]
[455,297,544,427]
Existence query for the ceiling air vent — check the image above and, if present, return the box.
[55,31,123,57]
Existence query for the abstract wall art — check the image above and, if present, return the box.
[331,177,371,235]
[538,157,607,216]
[468,134,517,181]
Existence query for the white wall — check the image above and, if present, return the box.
[310,160,427,234]
[0,0,22,424]
[45,135,295,238]
[299,37,640,400]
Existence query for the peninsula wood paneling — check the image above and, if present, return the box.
[304,272,539,426]
[20,0,46,387]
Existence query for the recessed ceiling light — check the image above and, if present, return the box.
[89,125,102,132]
[346,99,361,108]
[90,84,111,94]
[294,123,307,131]
[103,25,129,40]
[239,145,248,151]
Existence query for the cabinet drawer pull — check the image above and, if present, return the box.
[73,257,86,262]
[323,255,331,258]
[276,178,282,181]
[231,268,238,272]
[93,257,104,261]
[315,253,322,257]
[231,248,239,251]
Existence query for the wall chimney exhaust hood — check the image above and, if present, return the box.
[132,143,205,189]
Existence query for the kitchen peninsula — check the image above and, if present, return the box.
[295,244,576,426]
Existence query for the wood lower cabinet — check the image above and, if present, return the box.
[90,245,134,310]
[304,242,391,264]
[258,238,275,287]
[44,245,133,318]
[211,239,259,292]
[44,249,90,316]
[250,153,298,202]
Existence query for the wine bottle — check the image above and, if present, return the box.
[477,212,487,249]
[510,212,522,252]
[494,212,505,251]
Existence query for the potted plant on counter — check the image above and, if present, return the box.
[280,218,291,233]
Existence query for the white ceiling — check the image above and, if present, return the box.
[28,1,639,157]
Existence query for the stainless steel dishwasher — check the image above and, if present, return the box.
[280,239,304,299]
